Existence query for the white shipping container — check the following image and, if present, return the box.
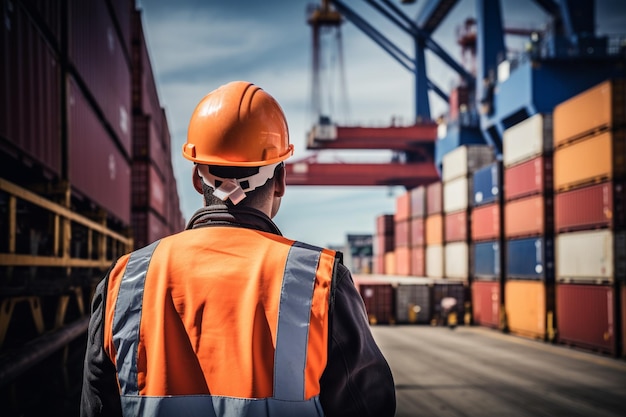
[556,229,620,283]
[503,113,553,167]
[442,145,494,182]
[426,244,444,278]
[443,176,469,213]
[445,242,469,279]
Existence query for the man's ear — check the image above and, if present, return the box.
[274,164,286,198]
[192,165,204,194]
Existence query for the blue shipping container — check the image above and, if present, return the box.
[473,162,501,206]
[473,240,500,279]
[506,237,554,280]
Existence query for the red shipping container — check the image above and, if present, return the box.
[410,217,425,247]
[555,180,625,232]
[445,210,468,243]
[395,247,411,276]
[556,283,617,356]
[132,209,169,250]
[358,284,395,324]
[395,191,411,221]
[472,203,500,241]
[373,254,385,274]
[426,181,443,215]
[411,246,425,277]
[68,77,131,225]
[471,280,500,328]
[373,234,394,256]
[622,283,626,358]
[395,219,410,248]
[376,214,395,236]
[21,0,63,45]
[108,0,134,56]
[505,194,552,238]
[1,5,62,176]
[410,186,426,218]
[505,156,552,201]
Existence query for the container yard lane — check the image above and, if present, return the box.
[371,325,626,417]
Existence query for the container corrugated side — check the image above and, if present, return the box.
[410,186,426,218]
[555,180,625,232]
[553,130,626,192]
[396,284,431,324]
[1,5,62,176]
[358,283,395,324]
[622,283,626,357]
[108,0,134,57]
[473,240,500,279]
[504,194,552,238]
[68,77,131,225]
[426,181,442,215]
[553,79,626,146]
[555,229,619,283]
[395,191,411,221]
[425,214,443,245]
[69,0,132,157]
[411,246,425,277]
[504,156,552,201]
[502,113,553,168]
[506,237,554,280]
[410,217,425,246]
[556,283,616,356]
[394,219,410,248]
[376,214,395,236]
[373,234,394,256]
[444,242,469,279]
[444,210,468,243]
[473,162,501,206]
[472,203,500,241]
[395,246,411,276]
[505,280,547,339]
[426,244,444,278]
[442,144,494,182]
[131,161,166,218]
[21,0,62,45]
[443,176,470,213]
[132,209,169,249]
[471,281,500,328]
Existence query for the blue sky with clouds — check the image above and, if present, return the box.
[136,0,625,248]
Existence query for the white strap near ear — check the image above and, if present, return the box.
[197,162,280,205]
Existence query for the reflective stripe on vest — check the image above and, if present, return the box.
[111,238,329,416]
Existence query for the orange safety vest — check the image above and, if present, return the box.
[103,227,337,416]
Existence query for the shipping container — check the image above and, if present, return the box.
[556,283,617,356]
[505,280,551,340]
[410,185,426,218]
[502,113,553,168]
[506,237,554,280]
[425,214,443,245]
[1,4,62,177]
[504,194,553,238]
[426,181,443,215]
[68,0,132,158]
[358,283,395,324]
[504,156,552,201]
[411,246,426,277]
[108,0,134,57]
[133,113,167,175]
[376,214,395,236]
[554,180,625,232]
[426,244,444,278]
[473,240,500,280]
[553,79,626,146]
[132,209,169,249]
[444,176,470,214]
[396,284,431,324]
[622,283,626,357]
[473,162,501,206]
[20,0,63,45]
[384,251,396,275]
[444,242,469,279]
[395,191,411,221]
[373,254,385,274]
[553,129,626,192]
[410,217,425,246]
[432,281,467,325]
[555,229,626,284]
[395,246,411,276]
[441,144,494,182]
[68,77,131,225]
[472,203,500,241]
[472,280,501,328]
[394,219,410,248]
[131,161,166,218]
[374,234,395,256]
[445,210,468,243]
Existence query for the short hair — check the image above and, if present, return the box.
[200,163,283,209]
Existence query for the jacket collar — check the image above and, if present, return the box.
[185,204,283,236]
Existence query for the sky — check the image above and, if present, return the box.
[136,0,626,249]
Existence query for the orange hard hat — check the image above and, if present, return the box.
[183,81,294,166]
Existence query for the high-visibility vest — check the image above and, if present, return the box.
[103,227,337,416]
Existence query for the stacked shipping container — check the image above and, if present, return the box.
[552,79,626,356]
[502,113,555,340]
[394,191,411,275]
[425,181,444,278]
[373,214,395,274]
[409,185,426,276]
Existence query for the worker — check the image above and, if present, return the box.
[80,81,396,417]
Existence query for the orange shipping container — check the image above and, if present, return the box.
[553,79,626,146]
[395,247,411,276]
[505,280,550,340]
[504,194,552,238]
[384,252,396,275]
[425,214,444,244]
[472,203,500,241]
[553,130,626,192]
[395,191,411,221]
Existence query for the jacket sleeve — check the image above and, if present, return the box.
[80,267,123,417]
[319,264,396,417]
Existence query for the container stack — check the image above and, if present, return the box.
[373,214,395,274]
[409,185,427,276]
[552,79,626,356]
[470,161,503,328]
[425,181,444,279]
[502,113,555,340]
[394,191,412,275]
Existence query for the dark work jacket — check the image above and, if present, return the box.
[80,205,396,417]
